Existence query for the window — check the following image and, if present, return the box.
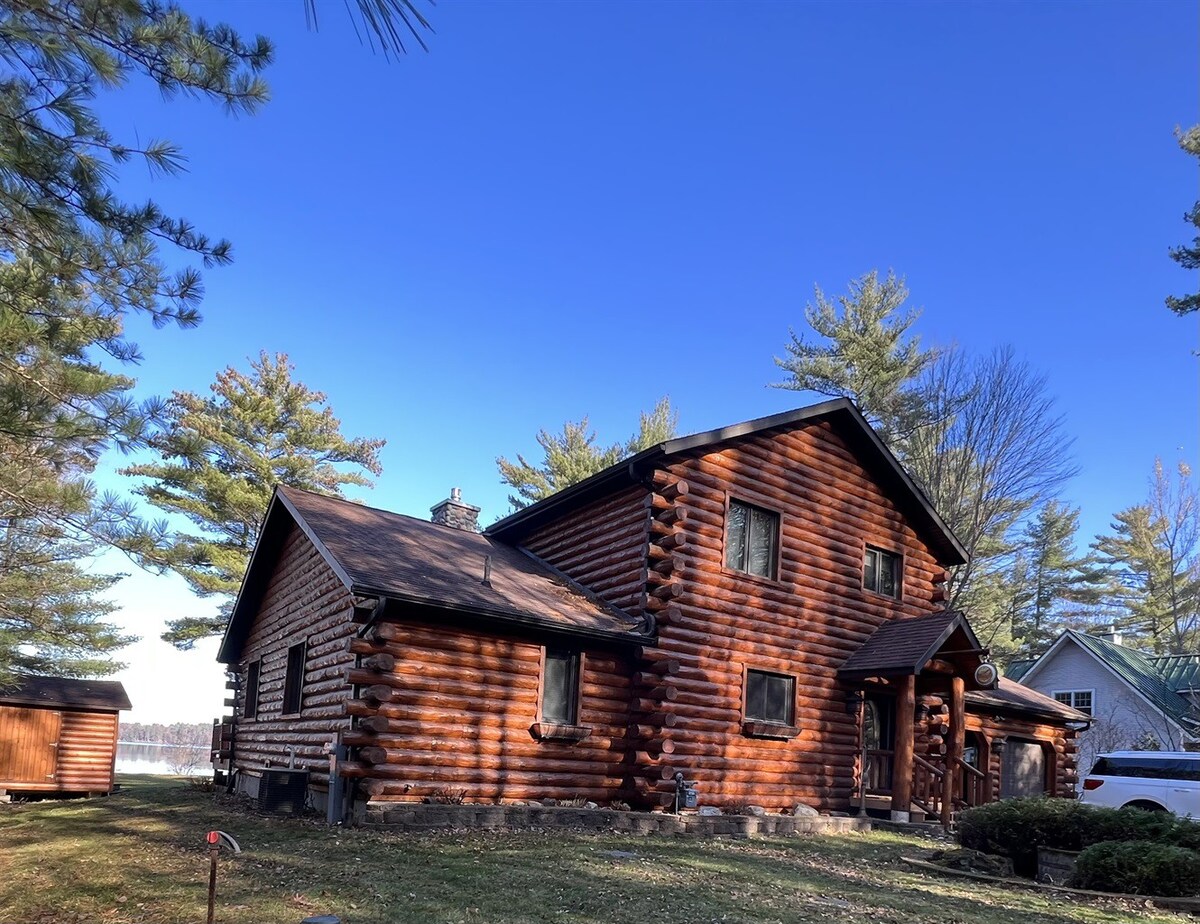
[726,500,780,579]
[745,669,795,726]
[282,642,306,715]
[1052,690,1093,715]
[541,650,580,725]
[1090,756,1200,782]
[244,660,261,719]
[864,546,901,598]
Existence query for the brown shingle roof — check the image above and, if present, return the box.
[219,487,645,663]
[966,677,1089,723]
[0,676,131,711]
[838,611,976,679]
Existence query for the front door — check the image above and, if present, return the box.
[864,695,896,793]
[0,706,61,787]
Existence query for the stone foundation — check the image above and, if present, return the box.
[358,802,872,837]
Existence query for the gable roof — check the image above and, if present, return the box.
[218,487,646,663]
[837,611,981,680]
[487,398,968,566]
[966,677,1088,723]
[1022,631,1198,730]
[0,676,131,711]
[1005,659,1036,682]
[1152,654,1200,693]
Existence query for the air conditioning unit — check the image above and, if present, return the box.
[258,768,309,815]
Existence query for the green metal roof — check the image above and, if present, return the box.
[1151,653,1200,693]
[1005,659,1036,682]
[1067,631,1198,729]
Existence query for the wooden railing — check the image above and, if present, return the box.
[911,754,945,817]
[954,755,986,809]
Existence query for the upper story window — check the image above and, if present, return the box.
[244,659,261,719]
[1053,690,1093,715]
[745,668,796,726]
[282,641,306,715]
[541,650,580,725]
[864,546,901,598]
[726,500,780,579]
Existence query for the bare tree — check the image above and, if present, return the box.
[906,347,1079,626]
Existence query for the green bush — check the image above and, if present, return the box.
[957,797,1199,878]
[1072,841,1200,896]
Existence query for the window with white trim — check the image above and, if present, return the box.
[1052,690,1093,715]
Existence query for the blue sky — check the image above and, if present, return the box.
[96,1,1199,723]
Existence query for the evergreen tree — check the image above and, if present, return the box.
[773,271,936,447]
[497,397,678,511]
[0,1,270,676]
[1167,124,1200,316]
[1008,502,1105,654]
[1094,460,1200,653]
[123,353,385,649]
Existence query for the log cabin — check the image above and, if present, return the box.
[0,676,130,796]
[214,398,1087,823]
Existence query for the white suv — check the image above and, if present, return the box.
[1079,751,1200,817]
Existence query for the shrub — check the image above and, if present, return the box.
[958,797,1200,877]
[425,787,467,805]
[1072,841,1200,896]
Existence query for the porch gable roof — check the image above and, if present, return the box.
[837,611,980,680]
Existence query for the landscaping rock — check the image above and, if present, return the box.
[584,801,598,809]
[793,803,820,817]
[601,850,639,859]
[928,848,1014,878]
[301,916,341,924]
[745,805,767,816]
[698,806,721,816]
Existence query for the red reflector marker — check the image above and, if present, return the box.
[1082,778,1104,791]
[207,830,219,844]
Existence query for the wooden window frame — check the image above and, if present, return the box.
[863,543,903,600]
[1051,688,1094,716]
[722,494,783,583]
[244,659,261,720]
[741,665,799,739]
[531,648,590,742]
[282,641,307,716]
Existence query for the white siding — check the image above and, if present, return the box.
[1023,638,1186,771]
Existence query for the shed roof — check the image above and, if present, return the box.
[965,677,1088,723]
[218,487,646,663]
[488,398,967,566]
[837,611,979,679]
[0,676,131,711]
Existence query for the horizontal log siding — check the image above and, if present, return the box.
[232,521,356,787]
[345,620,634,803]
[522,486,650,612]
[653,421,949,812]
[965,711,1078,799]
[0,707,118,793]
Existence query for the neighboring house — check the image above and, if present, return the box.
[0,676,131,796]
[213,399,1086,823]
[1013,629,1200,771]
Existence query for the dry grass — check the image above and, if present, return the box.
[0,775,1190,924]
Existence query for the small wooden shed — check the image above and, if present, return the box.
[0,676,131,796]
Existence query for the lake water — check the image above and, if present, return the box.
[115,741,210,776]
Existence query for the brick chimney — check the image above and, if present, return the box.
[430,487,481,532]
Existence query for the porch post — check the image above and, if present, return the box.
[941,675,965,826]
[890,673,916,822]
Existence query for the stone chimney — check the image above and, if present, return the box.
[430,487,481,532]
[1100,625,1123,646]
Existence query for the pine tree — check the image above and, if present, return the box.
[497,397,679,511]
[0,2,270,677]
[773,271,936,447]
[1094,460,1200,653]
[1167,125,1200,316]
[1008,502,1105,654]
[122,353,385,649]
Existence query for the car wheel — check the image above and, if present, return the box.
[1122,800,1167,812]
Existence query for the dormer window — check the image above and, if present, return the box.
[864,546,901,598]
[726,500,780,579]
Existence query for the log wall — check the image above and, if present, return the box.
[230,520,357,789]
[965,711,1079,799]
[340,618,635,803]
[637,421,951,812]
[522,486,650,613]
[0,706,118,793]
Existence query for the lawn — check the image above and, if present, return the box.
[0,776,1188,924]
